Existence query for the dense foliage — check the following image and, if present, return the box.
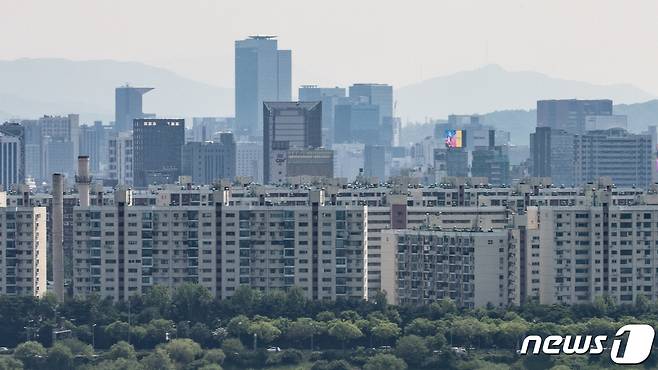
[0,286,657,369]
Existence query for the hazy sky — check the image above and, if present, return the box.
[2,0,658,94]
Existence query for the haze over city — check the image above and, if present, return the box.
[2,0,658,93]
[2,2,658,369]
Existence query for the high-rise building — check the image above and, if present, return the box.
[0,133,22,190]
[334,100,380,145]
[364,145,389,181]
[133,118,185,187]
[72,188,367,301]
[263,102,322,183]
[381,229,517,308]
[299,85,346,147]
[115,85,153,133]
[79,121,107,176]
[537,99,613,134]
[235,36,291,136]
[349,84,393,124]
[0,122,25,186]
[236,141,263,183]
[107,131,134,186]
[0,197,47,297]
[531,126,652,187]
[433,148,469,180]
[574,128,652,187]
[530,127,576,185]
[38,114,80,179]
[471,146,511,185]
[181,133,236,184]
[20,120,45,182]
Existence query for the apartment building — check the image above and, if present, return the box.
[0,192,47,297]
[72,188,367,301]
[381,228,518,308]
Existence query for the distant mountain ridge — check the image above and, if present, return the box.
[0,58,233,122]
[396,64,655,122]
[1,59,656,138]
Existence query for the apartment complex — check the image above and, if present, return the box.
[72,188,367,301]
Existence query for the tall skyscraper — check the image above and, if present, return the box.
[537,99,613,134]
[115,85,153,132]
[299,85,346,147]
[79,121,107,176]
[530,127,576,185]
[0,133,21,190]
[133,118,185,187]
[263,101,322,183]
[0,122,25,185]
[107,131,134,186]
[334,100,380,145]
[182,132,236,184]
[349,83,393,124]
[38,114,80,179]
[235,36,291,137]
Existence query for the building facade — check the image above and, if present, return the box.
[115,86,153,133]
[0,199,47,297]
[133,119,185,187]
[235,36,291,136]
[72,189,367,301]
[263,102,322,183]
[181,133,236,184]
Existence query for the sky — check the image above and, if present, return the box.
[2,0,658,94]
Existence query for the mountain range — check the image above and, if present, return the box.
[0,59,656,142]
[395,64,654,121]
[0,58,233,122]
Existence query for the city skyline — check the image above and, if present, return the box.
[1,0,658,97]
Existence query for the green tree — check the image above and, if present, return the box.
[163,338,202,364]
[221,338,245,362]
[89,358,143,370]
[395,335,429,367]
[198,365,222,370]
[202,349,226,365]
[328,320,363,349]
[0,357,23,370]
[226,315,251,337]
[189,322,213,346]
[59,338,94,357]
[404,318,436,337]
[371,321,401,345]
[363,354,407,370]
[46,343,74,370]
[14,341,46,370]
[105,321,130,344]
[108,341,137,361]
[141,348,175,370]
[145,319,175,345]
[171,283,212,323]
[248,320,282,347]
[286,317,320,348]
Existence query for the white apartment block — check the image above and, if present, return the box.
[381,228,518,308]
[72,189,367,301]
[0,193,47,297]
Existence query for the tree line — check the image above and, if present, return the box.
[0,286,657,369]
